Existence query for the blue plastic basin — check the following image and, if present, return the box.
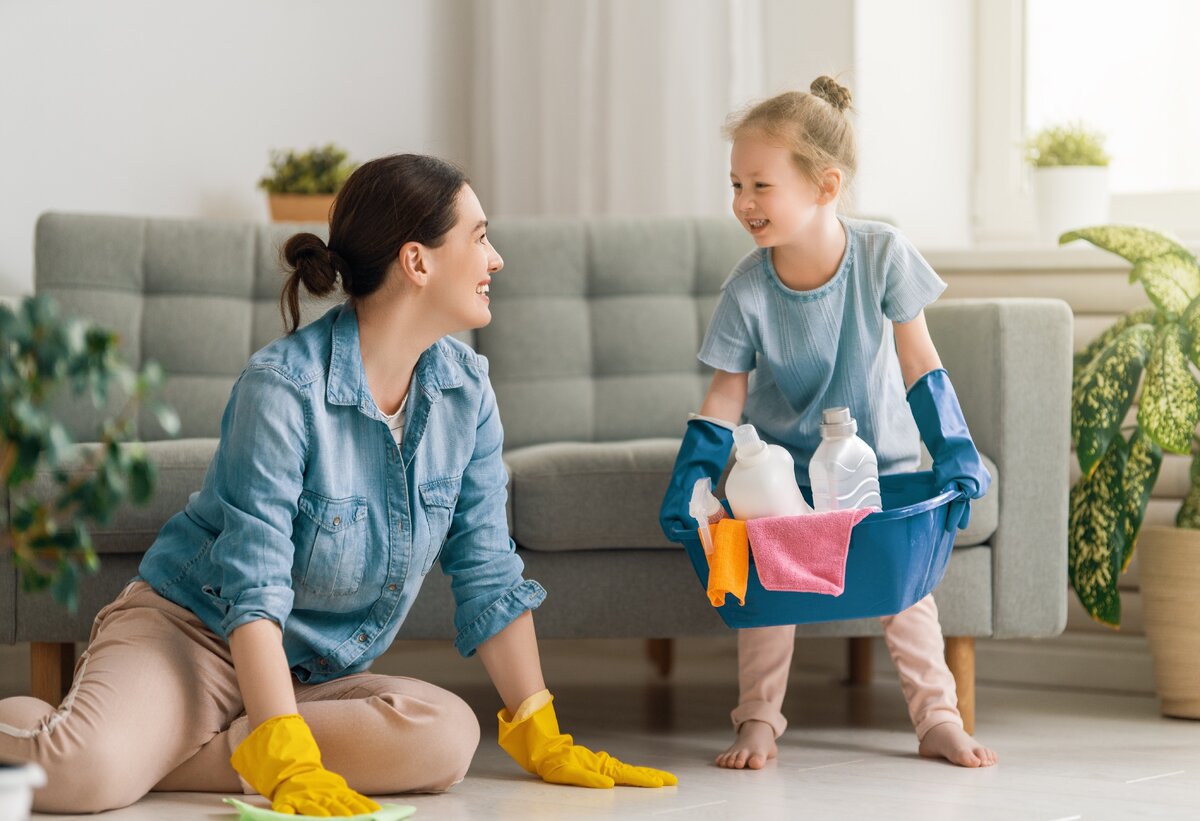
[670,471,962,628]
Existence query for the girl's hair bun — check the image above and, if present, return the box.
[810,76,852,112]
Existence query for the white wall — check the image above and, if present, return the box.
[0,0,471,296]
[757,0,975,248]
[0,0,978,299]
[854,0,974,247]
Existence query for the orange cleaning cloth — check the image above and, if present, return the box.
[703,518,749,607]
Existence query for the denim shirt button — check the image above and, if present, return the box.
[332,516,341,526]
[358,633,368,642]
[318,658,328,666]
[387,583,397,591]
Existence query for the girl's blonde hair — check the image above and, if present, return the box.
[724,76,857,196]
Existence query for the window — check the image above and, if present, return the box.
[974,0,1200,242]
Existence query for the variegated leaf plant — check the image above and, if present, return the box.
[1066,225,1200,626]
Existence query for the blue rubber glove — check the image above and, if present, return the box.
[906,368,991,531]
[659,416,735,541]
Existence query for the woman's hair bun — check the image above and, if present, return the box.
[283,232,339,296]
[810,75,852,112]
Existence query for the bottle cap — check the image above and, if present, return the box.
[820,407,858,438]
[733,424,767,459]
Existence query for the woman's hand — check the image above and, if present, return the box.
[230,713,381,815]
[228,620,378,815]
[497,692,678,789]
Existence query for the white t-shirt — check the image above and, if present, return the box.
[379,393,409,446]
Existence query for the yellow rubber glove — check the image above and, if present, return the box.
[497,691,678,789]
[229,714,381,817]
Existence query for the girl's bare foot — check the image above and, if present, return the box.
[918,722,998,768]
[716,720,778,769]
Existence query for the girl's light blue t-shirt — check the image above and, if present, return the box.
[698,216,946,475]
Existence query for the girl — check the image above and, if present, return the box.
[661,78,998,771]
[0,154,675,814]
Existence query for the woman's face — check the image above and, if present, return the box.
[729,134,826,248]
[423,185,504,331]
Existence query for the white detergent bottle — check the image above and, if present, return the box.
[725,424,813,520]
[809,407,882,512]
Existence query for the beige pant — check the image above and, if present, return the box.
[0,582,481,814]
[731,594,962,740]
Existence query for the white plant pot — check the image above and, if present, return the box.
[0,763,46,821]
[1033,166,1109,244]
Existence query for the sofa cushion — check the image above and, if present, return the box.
[506,439,999,552]
[20,438,219,555]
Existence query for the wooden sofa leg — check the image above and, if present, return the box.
[645,638,674,679]
[31,642,75,706]
[944,636,975,735]
[847,637,872,684]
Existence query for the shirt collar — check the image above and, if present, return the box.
[326,302,464,414]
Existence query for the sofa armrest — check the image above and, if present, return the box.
[925,298,1073,639]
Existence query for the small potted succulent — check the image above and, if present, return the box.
[258,143,357,223]
[1066,223,1200,718]
[1027,123,1111,243]
[1,295,177,611]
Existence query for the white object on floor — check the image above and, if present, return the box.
[0,762,45,821]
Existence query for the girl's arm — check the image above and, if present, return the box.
[229,619,299,727]
[699,369,750,425]
[893,310,944,389]
[476,610,546,714]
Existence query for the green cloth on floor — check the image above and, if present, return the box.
[223,797,417,821]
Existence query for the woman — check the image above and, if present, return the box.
[0,154,676,814]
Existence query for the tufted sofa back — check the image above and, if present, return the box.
[35,212,753,445]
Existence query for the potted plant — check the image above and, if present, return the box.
[1066,224,1200,718]
[1,295,177,611]
[1027,123,1111,243]
[257,143,357,223]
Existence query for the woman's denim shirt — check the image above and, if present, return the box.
[138,303,546,683]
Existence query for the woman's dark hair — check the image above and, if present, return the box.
[279,154,468,333]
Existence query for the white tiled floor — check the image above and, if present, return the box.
[8,638,1200,820]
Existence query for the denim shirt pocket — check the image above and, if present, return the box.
[293,490,370,596]
[418,475,462,575]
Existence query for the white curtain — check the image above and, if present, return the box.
[469,0,764,217]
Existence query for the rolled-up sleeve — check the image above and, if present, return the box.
[205,365,306,638]
[440,369,546,657]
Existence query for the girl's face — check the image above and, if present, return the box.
[422,185,504,331]
[729,134,828,247]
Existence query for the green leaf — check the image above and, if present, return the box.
[1177,452,1200,529]
[1129,254,1200,316]
[1138,325,1200,454]
[1072,323,1155,475]
[1069,433,1129,627]
[1182,297,1200,367]
[129,454,155,505]
[1119,429,1163,572]
[1061,225,1195,264]
[49,562,80,612]
[152,401,181,438]
[1074,307,1158,379]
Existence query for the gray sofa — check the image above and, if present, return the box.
[2,213,1072,730]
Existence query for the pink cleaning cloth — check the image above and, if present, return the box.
[746,508,873,596]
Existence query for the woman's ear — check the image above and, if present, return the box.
[397,241,429,288]
[816,168,843,205]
